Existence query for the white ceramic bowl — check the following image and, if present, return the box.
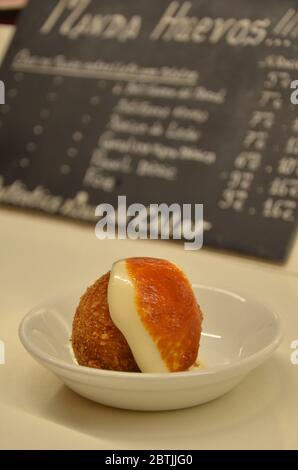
[19,285,282,411]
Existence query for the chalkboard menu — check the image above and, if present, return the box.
[0,0,298,260]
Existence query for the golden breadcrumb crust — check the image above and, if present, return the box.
[72,272,140,372]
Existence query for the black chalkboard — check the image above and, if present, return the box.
[0,0,298,260]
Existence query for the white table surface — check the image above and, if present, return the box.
[0,25,298,450]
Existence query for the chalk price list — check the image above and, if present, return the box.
[83,79,222,193]
[218,65,298,224]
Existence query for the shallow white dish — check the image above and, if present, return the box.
[19,285,282,411]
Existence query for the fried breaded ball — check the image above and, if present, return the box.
[72,272,140,372]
